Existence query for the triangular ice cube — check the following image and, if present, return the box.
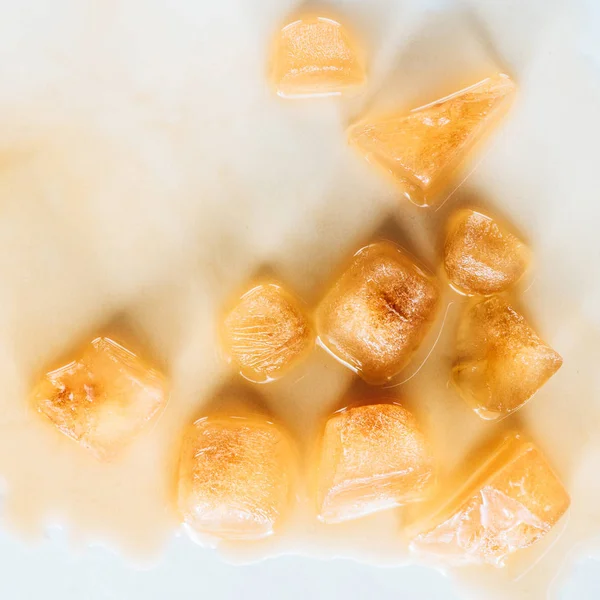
[348,74,516,205]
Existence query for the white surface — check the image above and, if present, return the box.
[0,0,599,598]
[1,532,600,599]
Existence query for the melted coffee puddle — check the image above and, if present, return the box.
[0,1,598,598]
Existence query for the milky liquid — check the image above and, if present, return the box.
[0,0,598,598]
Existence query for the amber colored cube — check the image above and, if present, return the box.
[316,242,439,384]
[221,283,314,383]
[317,403,435,524]
[348,74,516,205]
[444,209,529,296]
[452,296,562,419]
[32,337,168,459]
[177,415,294,541]
[272,16,365,98]
[410,433,570,566]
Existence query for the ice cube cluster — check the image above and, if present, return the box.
[28,9,568,568]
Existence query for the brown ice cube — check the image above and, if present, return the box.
[221,283,313,383]
[32,337,168,459]
[317,403,435,524]
[272,16,365,98]
[452,296,562,419]
[348,74,516,205]
[410,433,570,567]
[444,209,529,296]
[316,242,439,384]
[177,415,294,541]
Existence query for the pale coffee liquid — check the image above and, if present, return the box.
[0,1,597,598]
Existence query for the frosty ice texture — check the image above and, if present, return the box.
[177,415,294,541]
[222,283,313,383]
[411,433,570,566]
[316,242,439,384]
[452,296,562,419]
[317,403,435,523]
[272,16,364,98]
[348,74,516,205]
[32,337,168,459]
[444,209,529,296]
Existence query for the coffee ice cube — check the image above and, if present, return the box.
[177,415,294,541]
[317,403,435,524]
[272,16,365,98]
[452,296,562,419]
[410,433,570,566]
[316,242,439,384]
[348,74,515,205]
[221,283,313,383]
[444,209,529,296]
[32,337,168,459]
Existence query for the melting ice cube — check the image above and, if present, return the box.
[452,296,562,419]
[221,283,314,383]
[32,337,168,459]
[316,242,439,384]
[317,403,435,524]
[410,432,570,567]
[444,209,529,296]
[178,414,294,541]
[272,16,365,98]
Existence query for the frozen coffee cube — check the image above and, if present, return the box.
[316,242,439,384]
[444,209,529,296]
[222,283,313,382]
[32,337,168,459]
[317,403,435,523]
[272,16,365,98]
[410,433,570,567]
[452,296,562,419]
[348,74,515,205]
[178,415,294,541]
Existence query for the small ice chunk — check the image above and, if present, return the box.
[272,16,365,98]
[348,74,516,205]
[221,283,313,382]
[32,337,168,459]
[410,433,570,567]
[444,209,529,296]
[316,242,439,384]
[317,403,435,524]
[452,296,562,419]
[177,415,294,541]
